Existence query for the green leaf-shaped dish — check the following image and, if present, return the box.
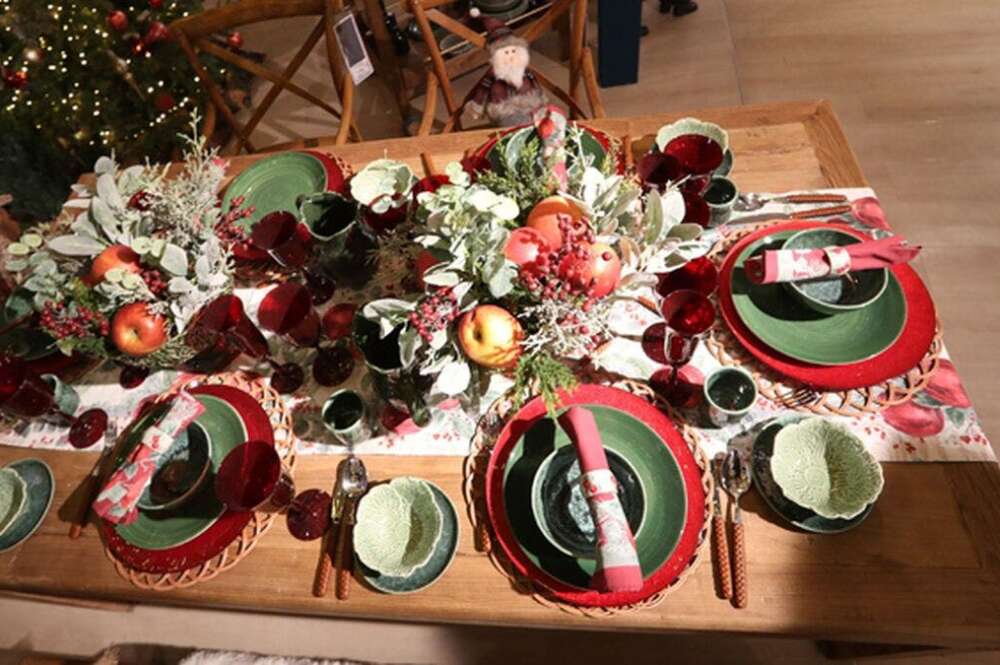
[0,467,27,535]
[354,477,443,578]
[770,418,884,520]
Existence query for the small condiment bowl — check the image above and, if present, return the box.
[782,228,888,316]
[137,421,212,513]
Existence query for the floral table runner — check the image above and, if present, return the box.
[1,189,992,463]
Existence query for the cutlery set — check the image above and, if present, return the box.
[713,449,752,609]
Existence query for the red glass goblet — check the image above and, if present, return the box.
[0,354,108,448]
[258,283,321,348]
[664,134,724,194]
[658,289,716,406]
[657,256,719,297]
[286,488,332,541]
[215,440,295,513]
[251,211,313,270]
[637,151,684,192]
[681,190,711,228]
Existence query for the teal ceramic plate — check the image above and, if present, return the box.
[222,152,327,230]
[503,405,685,589]
[731,229,907,365]
[751,416,873,533]
[0,459,55,553]
[114,394,247,550]
[359,481,459,594]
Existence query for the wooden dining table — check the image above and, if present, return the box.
[2,100,1000,653]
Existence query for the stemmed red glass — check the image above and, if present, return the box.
[187,294,306,394]
[657,289,716,406]
[250,211,336,305]
[214,439,295,513]
[258,283,354,388]
[657,256,719,297]
[0,355,108,448]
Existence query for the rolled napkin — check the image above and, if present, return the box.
[557,407,643,593]
[92,392,204,525]
[744,235,921,285]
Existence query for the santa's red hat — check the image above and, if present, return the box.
[471,7,528,53]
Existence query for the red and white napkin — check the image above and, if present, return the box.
[744,235,921,285]
[557,407,643,593]
[92,392,204,525]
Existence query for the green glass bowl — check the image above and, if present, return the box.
[782,228,889,315]
[530,447,645,559]
[770,417,884,520]
[503,405,686,589]
[731,228,907,365]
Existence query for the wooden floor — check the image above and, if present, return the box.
[4,1,1000,664]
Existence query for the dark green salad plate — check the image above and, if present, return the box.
[359,481,459,594]
[731,228,907,365]
[0,459,55,553]
[485,125,612,174]
[113,394,248,550]
[502,404,685,589]
[222,151,328,230]
[751,415,874,534]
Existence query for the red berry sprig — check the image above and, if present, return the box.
[518,213,599,306]
[215,195,255,248]
[128,190,153,211]
[39,302,110,340]
[408,287,459,343]
[140,266,168,297]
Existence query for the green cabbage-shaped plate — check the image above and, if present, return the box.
[0,468,27,535]
[655,117,730,153]
[354,477,443,578]
[770,418,884,520]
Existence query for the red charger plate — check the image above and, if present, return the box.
[485,384,706,608]
[101,384,275,574]
[718,221,937,390]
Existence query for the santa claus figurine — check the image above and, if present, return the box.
[467,9,547,127]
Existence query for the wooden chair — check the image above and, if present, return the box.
[408,0,605,135]
[170,0,361,154]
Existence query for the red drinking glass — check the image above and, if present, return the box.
[258,282,321,348]
[664,134,724,194]
[681,190,711,228]
[251,211,313,269]
[637,151,684,192]
[215,440,295,513]
[657,257,719,297]
[658,289,716,406]
[286,488,332,541]
[193,294,270,359]
[0,354,108,448]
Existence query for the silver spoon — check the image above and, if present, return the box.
[333,455,368,600]
[721,448,752,609]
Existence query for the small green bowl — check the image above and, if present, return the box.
[770,417,884,520]
[530,447,646,559]
[137,421,213,513]
[354,477,444,578]
[782,228,888,315]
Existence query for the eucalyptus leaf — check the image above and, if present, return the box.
[4,258,27,272]
[159,243,189,276]
[20,233,43,249]
[6,243,28,256]
[168,277,195,294]
[94,156,115,175]
[104,268,125,284]
[432,360,471,396]
[399,327,420,368]
[90,198,119,238]
[486,259,516,298]
[122,272,146,290]
[96,173,124,210]
[70,213,98,238]
[131,236,153,254]
[422,269,461,287]
[47,234,106,256]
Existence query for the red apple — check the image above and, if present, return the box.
[504,227,550,268]
[84,244,142,286]
[111,302,168,357]
[559,242,621,298]
[525,196,584,250]
[322,303,358,341]
[457,304,523,369]
[882,401,945,438]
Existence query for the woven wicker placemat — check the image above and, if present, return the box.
[105,371,296,590]
[705,222,942,417]
[462,379,712,617]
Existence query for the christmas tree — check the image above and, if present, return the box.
[0,0,224,223]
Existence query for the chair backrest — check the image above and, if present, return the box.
[170,0,359,154]
[407,0,604,134]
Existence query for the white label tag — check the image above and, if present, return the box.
[333,11,374,85]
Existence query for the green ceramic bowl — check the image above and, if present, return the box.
[530,447,645,559]
[782,228,889,315]
[654,117,730,154]
[503,405,686,589]
[487,125,609,175]
[731,228,907,365]
[222,152,328,231]
[136,421,213,513]
[770,417,884,520]
[114,394,248,550]
[751,416,874,533]
[0,467,27,536]
[359,481,459,594]
[0,459,54,553]
[354,477,444,578]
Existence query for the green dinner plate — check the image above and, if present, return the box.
[502,405,686,589]
[0,459,55,553]
[487,126,609,174]
[359,481,459,594]
[750,416,873,534]
[114,394,248,550]
[222,152,327,230]
[731,229,907,365]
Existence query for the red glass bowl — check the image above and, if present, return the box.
[717,221,937,390]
